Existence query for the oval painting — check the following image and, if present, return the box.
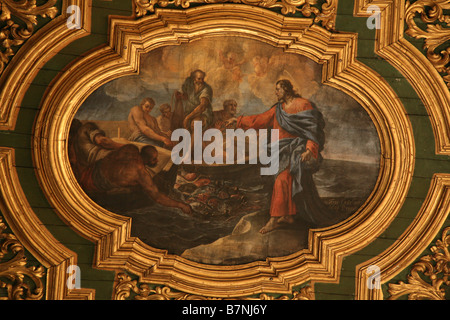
[69,36,380,265]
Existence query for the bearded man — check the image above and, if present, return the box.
[213,99,238,131]
[174,69,214,131]
[232,79,336,233]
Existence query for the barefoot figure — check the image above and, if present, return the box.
[231,79,336,233]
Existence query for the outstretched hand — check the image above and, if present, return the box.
[224,117,237,127]
[162,137,174,148]
[179,203,193,216]
[301,149,313,162]
[174,90,185,101]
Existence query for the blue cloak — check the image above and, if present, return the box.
[271,102,337,227]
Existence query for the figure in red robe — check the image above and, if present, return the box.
[233,79,336,233]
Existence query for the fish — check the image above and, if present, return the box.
[207,197,219,208]
[188,201,211,215]
[194,178,211,187]
[217,190,230,200]
[195,193,210,203]
[181,172,198,182]
[177,183,198,193]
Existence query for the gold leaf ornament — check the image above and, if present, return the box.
[0,0,58,74]
[114,273,211,300]
[134,0,337,30]
[0,216,46,300]
[114,272,314,300]
[405,0,450,88]
[388,227,450,300]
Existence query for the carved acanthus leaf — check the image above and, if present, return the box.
[0,216,46,300]
[405,0,450,88]
[0,0,58,74]
[113,272,314,300]
[134,0,338,30]
[387,227,450,300]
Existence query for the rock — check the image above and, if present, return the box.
[180,211,310,265]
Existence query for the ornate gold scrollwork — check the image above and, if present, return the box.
[0,216,45,300]
[114,273,214,300]
[113,273,314,300]
[0,0,58,75]
[355,174,450,300]
[0,147,95,300]
[0,0,91,131]
[354,0,450,155]
[387,227,450,300]
[34,4,414,298]
[405,0,450,88]
[134,0,338,30]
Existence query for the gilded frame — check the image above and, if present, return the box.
[354,0,450,155]
[354,0,450,299]
[0,0,95,300]
[0,147,95,300]
[0,0,92,131]
[33,4,416,297]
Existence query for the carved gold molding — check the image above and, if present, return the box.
[354,0,450,155]
[134,0,338,30]
[114,273,213,300]
[405,0,450,88]
[0,0,445,301]
[0,0,58,75]
[113,272,315,300]
[0,147,94,300]
[0,215,45,300]
[33,5,414,297]
[388,226,449,300]
[0,0,92,130]
[352,0,450,299]
[355,174,450,300]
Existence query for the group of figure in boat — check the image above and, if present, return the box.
[69,69,338,234]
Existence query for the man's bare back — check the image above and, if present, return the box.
[99,144,191,215]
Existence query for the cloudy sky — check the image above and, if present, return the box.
[75,37,380,164]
